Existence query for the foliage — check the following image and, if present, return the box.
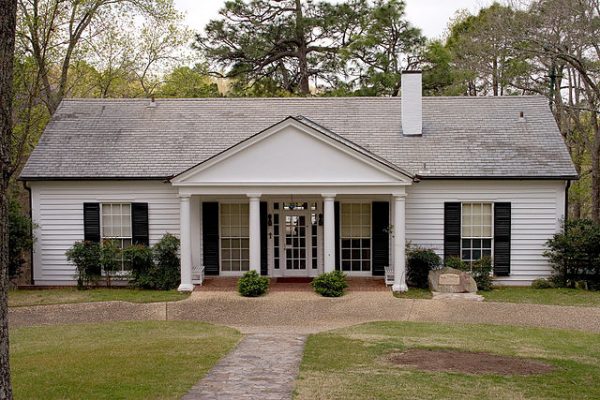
[444,256,468,271]
[483,287,600,307]
[8,195,33,281]
[311,270,348,297]
[157,65,220,98]
[531,278,555,289]
[66,241,102,289]
[197,0,424,96]
[544,219,600,290]
[471,256,493,291]
[99,240,122,287]
[445,255,492,291]
[237,270,269,297]
[406,246,441,288]
[127,234,181,290]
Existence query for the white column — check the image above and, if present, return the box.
[248,194,261,273]
[322,194,336,273]
[178,194,194,292]
[392,194,408,292]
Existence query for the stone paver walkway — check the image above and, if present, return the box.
[182,334,306,400]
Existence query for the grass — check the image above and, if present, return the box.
[393,288,432,299]
[295,321,600,400]
[11,321,241,400]
[8,287,190,307]
[483,287,600,307]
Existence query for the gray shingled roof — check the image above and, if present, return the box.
[20,96,577,180]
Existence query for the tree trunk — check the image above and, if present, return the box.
[294,0,310,95]
[592,116,600,223]
[0,0,17,398]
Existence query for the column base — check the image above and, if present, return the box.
[177,283,195,292]
[392,283,408,293]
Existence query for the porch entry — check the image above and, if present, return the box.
[272,201,320,277]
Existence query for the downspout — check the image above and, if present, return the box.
[565,180,571,223]
[22,180,34,286]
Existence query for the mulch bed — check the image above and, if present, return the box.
[387,349,556,376]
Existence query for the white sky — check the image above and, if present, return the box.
[174,0,496,40]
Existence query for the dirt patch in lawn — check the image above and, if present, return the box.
[386,349,556,376]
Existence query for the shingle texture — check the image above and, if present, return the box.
[20,96,577,180]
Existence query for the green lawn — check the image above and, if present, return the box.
[8,288,190,307]
[11,321,241,399]
[295,321,600,400]
[483,287,600,307]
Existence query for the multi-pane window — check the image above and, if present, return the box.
[101,203,132,272]
[220,203,250,272]
[340,203,371,272]
[461,203,493,263]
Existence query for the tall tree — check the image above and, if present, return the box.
[17,0,179,113]
[197,0,423,96]
[0,0,17,397]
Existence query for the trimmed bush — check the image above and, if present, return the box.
[126,233,181,290]
[532,278,555,289]
[238,270,270,297]
[312,270,348,297]
[8,195,34,281]
[406,246,441,288]
[445,256,493,291]
[445,256,468,271]
[66,241,102,289]
[100,240,122,287]
[471,256,493,291]
[544,219,600,290]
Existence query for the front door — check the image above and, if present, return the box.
[273,201,319,277]
[282,212,311,275]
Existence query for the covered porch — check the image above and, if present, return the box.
[170,116,414,292]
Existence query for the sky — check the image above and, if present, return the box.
[173,0,496,40]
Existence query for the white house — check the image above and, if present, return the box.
[20,72,577,291]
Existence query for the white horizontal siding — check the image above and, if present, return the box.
[405,180,566,285]
[30,181,180,284]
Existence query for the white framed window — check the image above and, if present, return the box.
[220,203,250,272]
[101,203,132,273]
[461,203,493,263]
[340,203,371,272]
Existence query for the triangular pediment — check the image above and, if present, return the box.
[171,117,413,186]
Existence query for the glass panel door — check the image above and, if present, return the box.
[284,214,308,271]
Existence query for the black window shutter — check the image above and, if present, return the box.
[494,202,511,276]
[444,202,461,261]
[260,202,268,276]
[372,201,390,276]
[203,202,220,276]
[334,201,340,271]
[83,203,100,243]
[131,203,149,246]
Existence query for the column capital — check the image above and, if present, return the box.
[178,193,191,200]
[321,193,337,200]
[246,193,262,199]
[392,193,407,200]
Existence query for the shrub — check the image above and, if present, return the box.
[123,244,154,287]
[66,241,102,289]
[238,270,270,297]
[8,195,34,281]
[406,246,441,288]
[471,256,493,291]
[544,219,600,290]
[100,240,122,287]
[312,270,348,297]
[127,234,181,290]
[151,233,181,290]
[532,278,555,289]
[445,256,468,271]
